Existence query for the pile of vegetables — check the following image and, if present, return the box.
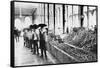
[63,27,97,54]
[49,40,97,62]
[47,26,97,62]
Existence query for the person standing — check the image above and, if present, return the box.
[39,27,47,59]
[28,29,33,50]
[32,28,39,55]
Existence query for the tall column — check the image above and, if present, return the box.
[67,6,68,29]
[53,4,55,34]
[40,4,42,23]
[79,5,84,27]
[87,6,89,29]
[96,6,98,33]
[67,6,69,33]
[44,4,45,24]
[72,5,73,28]
[96,7,98,26]
[47,4,49,29]
[62,4,65,33]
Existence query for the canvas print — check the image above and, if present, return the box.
[11,1,98,67]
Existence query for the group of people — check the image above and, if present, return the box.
[23,24,48,59]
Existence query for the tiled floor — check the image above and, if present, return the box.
[15,37,55,66]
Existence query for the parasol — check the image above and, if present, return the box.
[29,24,38,29]
[38,24,47,28]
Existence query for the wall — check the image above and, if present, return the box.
[14,15,32,30]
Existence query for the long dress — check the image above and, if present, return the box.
[40,31,46,50]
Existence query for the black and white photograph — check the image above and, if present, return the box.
[11,1,98,67]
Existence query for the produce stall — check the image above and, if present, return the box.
[46,27,97,63]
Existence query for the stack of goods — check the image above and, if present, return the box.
[63,27,86,47]
[63,27,97,54]
[47,26,97,62]
[49,39,97,62]
[63,45,97,62]
[48,32,56,42]
[81,30,97,53]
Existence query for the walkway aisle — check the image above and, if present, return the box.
[15,37,53,66]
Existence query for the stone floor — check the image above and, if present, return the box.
[15,37,56,66]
